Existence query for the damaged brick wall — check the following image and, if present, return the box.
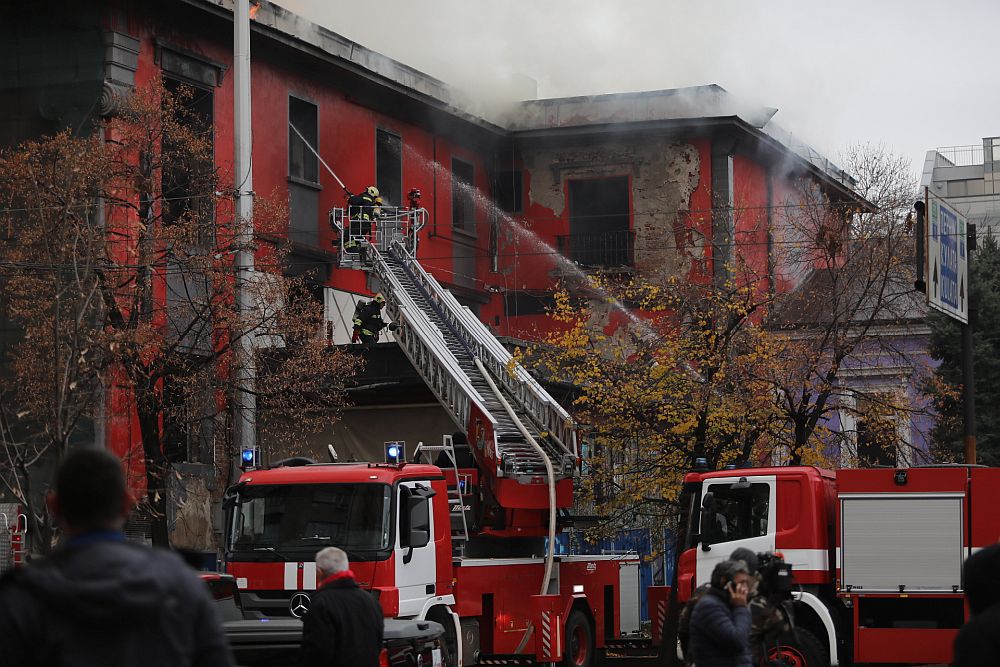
[522,139,702,283]
[504,138,704,333]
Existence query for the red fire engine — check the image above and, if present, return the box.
[651,464,1000,665]
[223,208,643,666]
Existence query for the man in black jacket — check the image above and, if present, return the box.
[300,546,384,667]
[0,449,233,667]
[688,559,752,667]
[953,542,1000,666]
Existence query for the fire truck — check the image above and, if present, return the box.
[649,463,1000,665]
[223,207,643,666]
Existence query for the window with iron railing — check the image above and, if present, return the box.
[564,176,632,268]
[556,229,635,268]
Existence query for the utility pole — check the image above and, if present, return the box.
[962,223,977,464]
[233,0,256,462]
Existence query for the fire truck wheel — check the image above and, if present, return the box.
[563,610,594,667]
[764,628,828,667]
[425,608,458,667]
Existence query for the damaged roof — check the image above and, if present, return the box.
[193,0,857,195]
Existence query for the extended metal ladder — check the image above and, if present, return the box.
[332,208,578,499]
[414,435,471,554]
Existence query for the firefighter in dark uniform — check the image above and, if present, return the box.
[343,186,382,256]
[352,293,397,349]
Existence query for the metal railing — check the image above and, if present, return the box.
[555,229,635,268]
[368,242,497,459]
[329,206,427,270]
[387,241,577,472]
[341,208,579,482]
[935,145,985,167]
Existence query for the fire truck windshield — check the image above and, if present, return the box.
[228,483,392,560]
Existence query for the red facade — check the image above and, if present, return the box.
[6,1,864,489]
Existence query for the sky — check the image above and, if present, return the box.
[276,0,999,179]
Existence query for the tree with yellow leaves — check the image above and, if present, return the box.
[524,256,783,537]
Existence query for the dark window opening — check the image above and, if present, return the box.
[495,170,523,214]
[856,415,898,467]
[162,77,214,237]
[288,96,318,184]
[162,372,215,464]
[452,158,475,233]
[565,176,632,267]
[701,482,770,545]
[503,291,556,317]
[855,393,899,467]
[376,129,402,207]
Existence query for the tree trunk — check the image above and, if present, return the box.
[789,419,807,465]
[135,378,170,547]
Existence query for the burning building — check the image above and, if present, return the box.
[1,0,889,554]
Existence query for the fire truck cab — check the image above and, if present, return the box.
[673,464,1000,666]
[223,460,643,666]
[674,467,838,664]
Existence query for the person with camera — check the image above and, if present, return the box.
[688,559,753,667]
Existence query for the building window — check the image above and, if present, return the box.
[288,96,318,184]
[376,129,402,207]
[452,158,475,233]
[852,393,903,467]
[563,176,633,267]
[162,77,214,232]
[162,372,215,464]
[495,170,523,214]
[947,180,969,198]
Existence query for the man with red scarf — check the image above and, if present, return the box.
[300,547,384,666]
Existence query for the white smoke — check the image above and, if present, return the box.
[273,0,1000,169]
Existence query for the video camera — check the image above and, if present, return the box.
[755,551,796,601]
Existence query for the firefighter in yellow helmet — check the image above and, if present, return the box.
[343,186,382,257]
[351,293,397,349]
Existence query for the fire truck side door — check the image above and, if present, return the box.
[395,481,437,617]
[696,475,776,587]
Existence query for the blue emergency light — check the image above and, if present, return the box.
[384,441,405,464]
[240,446,258,469]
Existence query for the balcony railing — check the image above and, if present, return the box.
[555,230,635,269]
[935,145,984,167]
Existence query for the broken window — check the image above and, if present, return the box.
[495,170,523,214]
[564,176,632,267]
[288,96,318,184]
[452,158,475,234]
[376,129,402,207]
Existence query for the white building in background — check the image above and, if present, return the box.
[921,137,1000,230]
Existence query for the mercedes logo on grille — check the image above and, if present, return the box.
[289,592,311,618]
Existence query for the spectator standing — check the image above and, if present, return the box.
[953,542,1000,666]
[0,449,233,667]
[678,548,758,664]
[300,546,385,667]
[688,559,753,667]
